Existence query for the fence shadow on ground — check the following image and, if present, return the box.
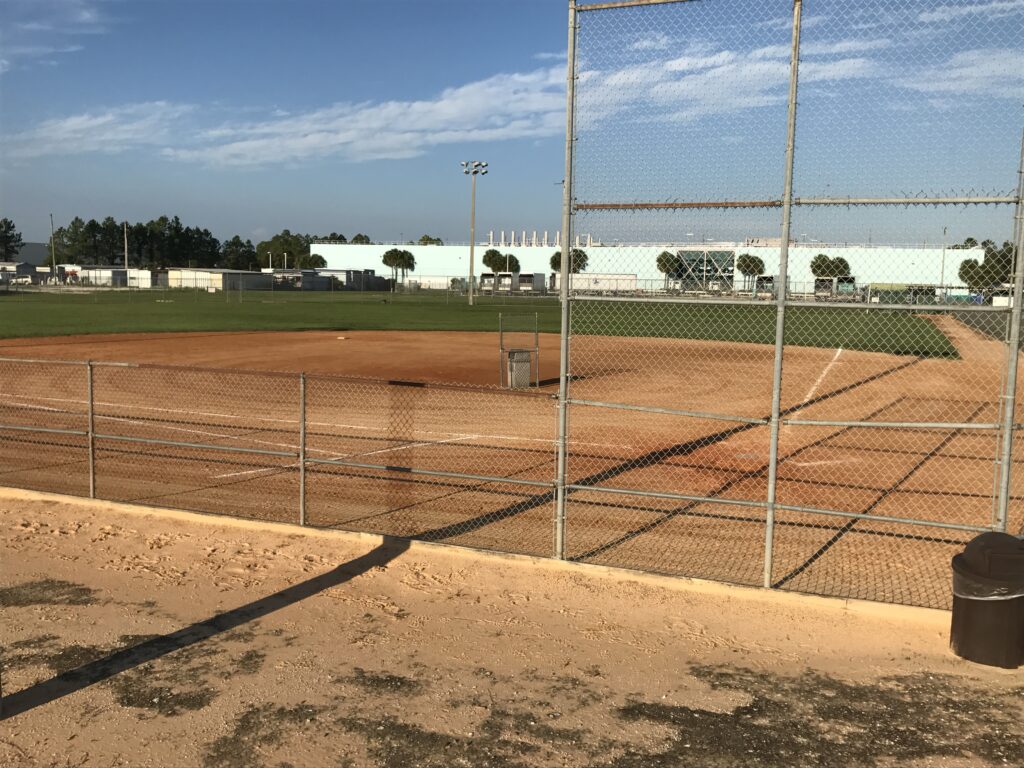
[0,538,410,721]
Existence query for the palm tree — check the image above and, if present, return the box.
[482,248,504,272]
[398,249,416,282]
[550,248,588,273]
[381,248,403,285]
[736,253,765,290]
[656,250,678,289]
[810,253,833,278]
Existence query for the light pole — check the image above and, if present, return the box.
[461,160,488,305]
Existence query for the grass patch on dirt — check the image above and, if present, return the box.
[204,703,326,768]
[613,665,1024,767]
[0,579,99,607]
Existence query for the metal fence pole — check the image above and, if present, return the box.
[299,372,307,526]
[87,361,96,499]
[995,131,1024,531]
[763,0,803,588]
[554,0,578,560]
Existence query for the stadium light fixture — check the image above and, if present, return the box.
[461,160,488,306]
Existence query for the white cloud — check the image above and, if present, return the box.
[4,102,195,160]
[578,37,883,129]
[919,0,1024,24]
[6,34,1017,170]
[163,66,566,167]
[631,33,672,52]
[663,50,737,72]
[533,51,566,61]
[0,0,107,74]
[750,38,892,61]
[756,14,827,32]
[0,59,8,75]
[898,48,1024,99]
[4,44,83,56]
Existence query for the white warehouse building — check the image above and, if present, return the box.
[311,231,985,294]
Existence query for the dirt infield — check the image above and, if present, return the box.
[1,325,1020,609]
[0,330,562,387]
[5,492,1022,767]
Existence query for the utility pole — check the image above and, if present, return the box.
[49,213,56,272]
[123,221,129,271]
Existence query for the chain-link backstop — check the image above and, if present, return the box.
[554,0,1024,607]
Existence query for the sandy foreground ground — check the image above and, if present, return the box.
[1,489,1022,768]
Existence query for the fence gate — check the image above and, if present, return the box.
[554,0,1024,608]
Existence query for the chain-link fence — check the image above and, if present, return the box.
[554,0,1024,608]
[2,1,1022,611]
[0,358,560,558]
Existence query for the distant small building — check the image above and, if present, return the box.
[0,262,38,284]
[315,268,389,291]
[167,268,272,292]
[299,270,332,291]
[80,266,127,287]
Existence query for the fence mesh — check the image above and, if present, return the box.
[304,375,557,556]
[0,358,90,496]
[1,0,1021,611]
[563,0,1023,608]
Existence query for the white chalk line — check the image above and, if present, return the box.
[211,435,475,479]
[2,395,613,484]
[787,459,856,468]
[799,347,844,407]
[1,393,621,450]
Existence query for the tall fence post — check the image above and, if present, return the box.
[299,372,307,526]
[87,361,96,499]
[763,0,803,588]
[554,0,578,560]
[995,131,1024,531]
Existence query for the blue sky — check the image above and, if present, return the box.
[0,0,568,243]
[1,0,1022,246]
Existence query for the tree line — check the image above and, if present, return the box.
[476,248,590,274]
[0,217,24,261]
[956,238,1017,293]
[655,250,851,289]
[0,215,381,271]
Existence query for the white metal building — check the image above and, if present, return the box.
[310,234,985,292]
[167,269,272,291]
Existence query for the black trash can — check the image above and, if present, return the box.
[950,532,1024,669]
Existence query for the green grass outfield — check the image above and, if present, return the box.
[0,289,956,358]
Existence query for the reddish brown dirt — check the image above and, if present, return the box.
[0,330,562,387]
[1,327,1019,609]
